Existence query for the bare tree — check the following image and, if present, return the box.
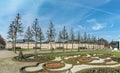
[57,31,62,47]
[77,31,81,50]
[32,18,39,48]
[38,27,44,50]
[46,21,56,53]
[83,32,87,48]
[61,26,68,52]
[7,21,14,50]
[70,28,75,51]
[8,13,23,53]
[24,26,33,50]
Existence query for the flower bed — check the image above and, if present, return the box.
[43,62,65,69]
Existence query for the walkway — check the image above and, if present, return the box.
[70,64,120,73]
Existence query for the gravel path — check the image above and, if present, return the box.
[70,64,120,73]
[0,50,37,73]
[24,63,44,72]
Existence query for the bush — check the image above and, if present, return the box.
[56,47,64,49]
[111,57,120,62]
[33,47,41,49]
[16,47,21,49]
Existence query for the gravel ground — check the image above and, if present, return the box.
[0,50,37,73]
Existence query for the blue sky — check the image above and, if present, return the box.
[0,0,120,42]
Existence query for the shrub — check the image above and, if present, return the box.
[56,47,64,49]
[111,57,120,62]
[33,47,41,49]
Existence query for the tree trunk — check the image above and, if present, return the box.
[13,34,17,54]
[66,42,67,51]
[35,34,37,54]
[78,42,80,51]
[12,39,14,51]
[72,41,73,51]
[40,41,42,50]
[28,41,29,50]
[63,42,64,52]
[50,42,53,53]
[59,43,60,47]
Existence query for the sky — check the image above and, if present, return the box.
[0,0,120,42]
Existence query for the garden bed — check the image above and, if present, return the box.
[77,67,120,73]
[43,62,65,69]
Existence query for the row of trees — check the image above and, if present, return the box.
[7,13,109,53]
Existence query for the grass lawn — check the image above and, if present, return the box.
[7,48,120,58]
[41,49,120,58]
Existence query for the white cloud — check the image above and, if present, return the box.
[87,18,106,30]
[78,25,85,30]
[92,23,105,30]
[87,19,96,23]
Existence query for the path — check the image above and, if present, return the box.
[70,64,120,73]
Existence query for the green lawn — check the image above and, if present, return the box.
[8,48,120,58]
[41,50,120,58]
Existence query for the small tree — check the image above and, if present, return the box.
[92,35,96,49]
[57,31,62,47]
[61,26,68,52]
[38,27,44,50]
[7,21,14,49]
[83,32,87,48]
[46,21,56,53]
[8,13,23,53]
[70,28,75,51]
[24,26,33,50]
[32,18,39,48]
[77,31,80,51]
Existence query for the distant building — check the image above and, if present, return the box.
[6,39,105,49]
